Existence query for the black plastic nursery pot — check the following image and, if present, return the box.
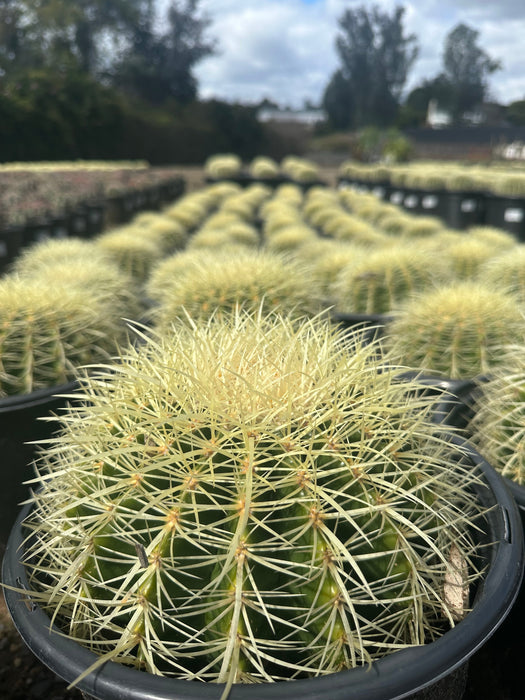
[445,192,485,230]
[388,188,406,207]
[22,218,54,248]
[205,174,253,188]
[2,435,523,700]
[49,213,70,239]
[0,381,79,549]
[331,311,393,346]
[0,225,24,273]
[401,189,420,214]
[416,190,450,221]
[84,202,105,237]
[483,194,525,241]
[368,181,392,201]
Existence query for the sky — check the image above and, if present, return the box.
[160,0,525,109]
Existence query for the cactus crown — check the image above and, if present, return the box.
[10,237,112,276]
[21,311,485,692]
[385,281,525,379]
[146,249,321,329]
[96,226,164,282]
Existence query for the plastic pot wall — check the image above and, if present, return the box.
[0,225,24,273]
[2,436,523,700]
[484,194,525,241]
[445,192,485,230]
[0,382,79,548]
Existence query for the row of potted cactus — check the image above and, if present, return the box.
[338,160,525,239]
[204,154,327,188]
[0,161,185,272]
[1,174,524,700]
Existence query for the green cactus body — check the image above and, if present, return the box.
[304,243,363,299]
[205,154,243,180]
[400,217,443,239]
[264,225,317,253]
[467,226,517,250]
[133,213,188,252]
[445,238,500,279]
[249,156,281,180]
[22,312,484,688]
[385,282,525,379]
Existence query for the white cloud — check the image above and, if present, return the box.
[160,0,525,107]
[193,0,338,107]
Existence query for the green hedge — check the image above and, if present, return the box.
[0,70,272,164]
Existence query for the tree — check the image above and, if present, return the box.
[441,23,501,122]
[113,0,216,105]
[0,0,43,76]
[322,69,354,130]
[323,4,418,129]
[0,1,149,76]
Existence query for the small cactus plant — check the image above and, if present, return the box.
[133,212,188,252]
[96,226,164,283]
[10,237,113,276]
[264,224,317,253]
[467,226,517,251]
[15,311,486,691]
[205,153,243,180]
[477,246,525,302]
[384,281,525,379]
[468,346,525,486]
[0,276,131,397]
[248,156,281,180]
[146,249,321,328]
[445,237,500,279]
[331,246,448,315]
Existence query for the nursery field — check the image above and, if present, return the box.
[0,156,523,700]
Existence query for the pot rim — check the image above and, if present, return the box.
[0,380,79,413]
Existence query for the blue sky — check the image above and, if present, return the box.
[161,1,525,108]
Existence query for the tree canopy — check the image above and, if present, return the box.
[112,0,216,104]
[0,0,149,75]
[441,23,501,122]
[323,4,418,129]
[0,0,216,105]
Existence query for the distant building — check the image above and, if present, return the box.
[426,99,507,129]
[257,107,325,126]
[426,99,452,128]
